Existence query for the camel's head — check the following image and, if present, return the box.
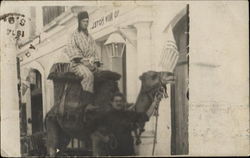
[139,71,175,93]
[134,71,175,144]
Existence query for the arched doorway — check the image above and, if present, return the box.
[171,5,189,155]
[28,69,44,134]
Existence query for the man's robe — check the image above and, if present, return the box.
[65,30,99,93]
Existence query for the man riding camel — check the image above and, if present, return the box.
[65,11,100,106]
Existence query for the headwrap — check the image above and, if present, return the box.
[77,11,89,33]
[78,11,89,20]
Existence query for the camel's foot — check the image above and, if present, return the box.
[48,147,56,156]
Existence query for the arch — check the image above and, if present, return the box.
[21,61,47,120]
[162,6,187,33]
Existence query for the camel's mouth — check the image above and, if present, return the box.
[159,71,175,85]
[140,71,175,94]
[157,72,175,98]
[151,72,175,98]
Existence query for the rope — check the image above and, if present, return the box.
[134,86,167,153]
[152,100,160,155]
[152,86,167,155]
[108,133,118,150]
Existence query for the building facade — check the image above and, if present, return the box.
[17,4,189,155]
[1,1,248,157]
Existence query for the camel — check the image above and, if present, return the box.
[45,63,174,156]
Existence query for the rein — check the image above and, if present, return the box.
[134,85,168,149]
[152,86,168,155]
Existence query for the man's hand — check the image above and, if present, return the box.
[71,65,81,76]
[71,62,79,68]
[94,61,101,68]
[71,58,81,67]
[85,104,99,112]
[71,58,82,76]
[71,57,82,63]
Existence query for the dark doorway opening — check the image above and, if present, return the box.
[29,69,44,134]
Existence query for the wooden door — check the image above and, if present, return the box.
[171,7,189,155]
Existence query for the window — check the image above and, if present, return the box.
[42,6,65,26]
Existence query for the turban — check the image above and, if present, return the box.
[78,11,89,21]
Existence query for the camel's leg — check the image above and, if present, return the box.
[57,131,70,154]
[90,130,110,156]
[45,116,60,156]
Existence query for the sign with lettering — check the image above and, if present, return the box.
[90,10,119,30]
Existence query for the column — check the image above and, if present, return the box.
[134,22,152,77]
[125,39,138,103]
[133,21,152,103]
[0,20,21,156]
[133,21,155,156]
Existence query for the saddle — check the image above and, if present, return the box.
[47,63,121,121]
[48,63,121,82]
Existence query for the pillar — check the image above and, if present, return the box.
[134,22,152,77]
[0,18,21,156]
[125,39,138,103]
[133,21,153,103]
[133,21,155,156]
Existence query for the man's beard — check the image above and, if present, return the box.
[78,27,89,36]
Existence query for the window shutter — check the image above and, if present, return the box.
[42,6,65,26]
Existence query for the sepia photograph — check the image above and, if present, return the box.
[0,0,249,157]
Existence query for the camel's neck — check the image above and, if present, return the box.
[135,89,154,113]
